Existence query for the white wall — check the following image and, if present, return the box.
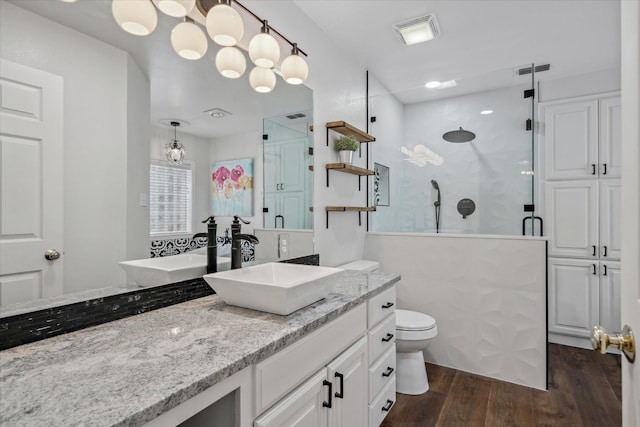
[0,1,150,294]
[367,233,548,390]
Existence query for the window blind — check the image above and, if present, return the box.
[150,161,193,235]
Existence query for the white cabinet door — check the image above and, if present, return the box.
[544,100,598,180]
[548,258,599,337]
[545,180,598,258]
[599,261,621,335]
[598,96,622,178]
[599,179,621,260]
[326,337,368,427]
[254,370,328,427]
[280,140,306,193]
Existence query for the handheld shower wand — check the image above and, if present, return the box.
[431,180,441,233]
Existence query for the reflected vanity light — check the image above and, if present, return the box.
[425,81,441,89]
[480,110,494,115]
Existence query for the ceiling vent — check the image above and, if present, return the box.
[517,64,551,76]
[393,14,441,45]
[204,108,232,118]
[286,113,307,120]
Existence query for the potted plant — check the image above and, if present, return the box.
[334,135,359,164]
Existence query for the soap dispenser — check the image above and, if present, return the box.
[201,216,217,274]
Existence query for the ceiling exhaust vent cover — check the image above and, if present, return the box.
[393,14,441,45]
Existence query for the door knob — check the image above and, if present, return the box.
[591,325,635,363]
[44,249,61,261]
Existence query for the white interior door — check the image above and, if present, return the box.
[620,2,639,425]
[0,59,63,305]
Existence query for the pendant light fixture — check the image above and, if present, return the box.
[103,0,310,92]
[249,67,276,93]
[152,0,195,17]
[249,21,280,68]
[281,43,309,85]
[171,18,208,60]
[216,46,246,78]
[112,0,158,36]
[165,121,186,164]
[206,0,244,47]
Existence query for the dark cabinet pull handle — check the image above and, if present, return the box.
[381,302,394,309]
[592,264,597,275]
[382,399,394,412]
[592,245,597,257]
[334,372,344,399]
[322,380,332,408]
[382,367,395,377]
[603,163,607,175]
[603,265,608,276]
[592,164,596,175]
[603,246,608,257]
[382,333,394,342]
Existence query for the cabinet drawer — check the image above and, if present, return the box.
[369,376,396,427]
[255,303,367,414]
[368,313,396,364]
[369,344,396,403]
[368,286,396,328]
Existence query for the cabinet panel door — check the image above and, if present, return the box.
[280,140,306,192]
[326,336,368,427]
[599,179,621,260]
[280,192,306,230]
[254,370,328,427]
[599,261,621,334]
[598,96,622,178]
[548,258,599,337]
[544,100,598,180]
[545,180,598,258]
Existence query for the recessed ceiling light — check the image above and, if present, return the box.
[204,108,232,118]
[425,81,441,89]
[393,14,441,46]
[480,110,494,115]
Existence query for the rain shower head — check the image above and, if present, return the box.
[443,127,476,143]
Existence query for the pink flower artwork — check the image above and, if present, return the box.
[210,158,253,216]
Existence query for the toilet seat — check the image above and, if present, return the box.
[396,309,436,331]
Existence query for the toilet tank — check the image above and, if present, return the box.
[336,260,380,272]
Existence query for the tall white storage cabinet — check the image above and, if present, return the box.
[542,93,621,350]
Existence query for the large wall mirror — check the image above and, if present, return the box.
[0,0,313,308]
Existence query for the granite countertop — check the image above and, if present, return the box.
[0,271,399,426]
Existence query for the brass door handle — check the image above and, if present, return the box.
[591,325,635,363]
[44,249,61,261]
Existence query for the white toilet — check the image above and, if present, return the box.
[336,260,438,395]
[395,309,438,395]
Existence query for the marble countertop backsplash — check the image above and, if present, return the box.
[0,271,399,427]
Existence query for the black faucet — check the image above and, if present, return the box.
[231,216,259,269]
[195,216,217,274]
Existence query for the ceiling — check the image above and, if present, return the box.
[7,0,621,135]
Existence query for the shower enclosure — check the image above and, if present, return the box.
[370,64,539,236]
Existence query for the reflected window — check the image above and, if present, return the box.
[150,160,193,236]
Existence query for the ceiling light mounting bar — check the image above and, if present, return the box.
[226,0,308,57]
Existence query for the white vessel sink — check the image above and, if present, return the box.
[203,262,343,315]
[119,254,231,287]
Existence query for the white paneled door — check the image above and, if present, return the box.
[0,60,63,305]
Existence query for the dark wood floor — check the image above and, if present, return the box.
[381,344,622,427]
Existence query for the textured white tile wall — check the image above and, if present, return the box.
[367,233,547,390]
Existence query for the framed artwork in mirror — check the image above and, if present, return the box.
[211,158,254,216]
[374,163,390,206]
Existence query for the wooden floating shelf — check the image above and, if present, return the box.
[325,206,376,228]
[326,121,375,145]
[325,163,373,176]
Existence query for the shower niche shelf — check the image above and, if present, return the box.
[325,206,376,228]
[325,163,374,190]
[325,121,375,146]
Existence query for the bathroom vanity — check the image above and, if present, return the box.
[0,271,399,427]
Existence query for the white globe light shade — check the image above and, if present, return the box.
[249,32,280,68]
[112,0,158,36]
[281,54,309,85]
[152,0,195,17]
[249,67,276,93]
[171,22,208,60]
[215,47,247,79]
[206,4,244,46]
